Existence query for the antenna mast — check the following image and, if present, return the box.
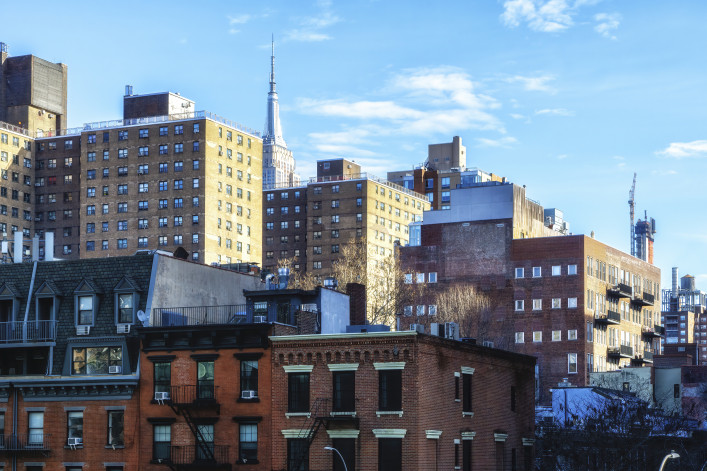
[629,173,636,256]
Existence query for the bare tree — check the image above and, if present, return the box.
[435,284,491,338]
[276,257,318,291]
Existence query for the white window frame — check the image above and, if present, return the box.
[568,329,578,341]
[404,274,413,284]
[568,353,578,374]
[567,297,578,309]
[515,267,524,279]
[515,332,524,343]
[532,267,542,278]
[552,265,561,276]
[533,331,542,343]
[428,272,437,283]
[515,300,524,311]
[568,264,577,275]
[532,299,542,311]
[552,298,561,309]
[552,330,561,341]
[416,273,425,283]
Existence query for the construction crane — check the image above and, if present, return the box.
[628,173,636,256]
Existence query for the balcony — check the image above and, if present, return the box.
[608,283,633,298]
[161,385,220,411]
[0,433,51,455]
[608,345,634,358]
[169,445,231,470]
[642,324,664,338]
[0,321,57,345]
[632,291,655,306]
[595,310,621,325]
[632,350,654,364]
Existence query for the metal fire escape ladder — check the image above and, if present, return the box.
[168,401,216,463]
[291,398,328,471]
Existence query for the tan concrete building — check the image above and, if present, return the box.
[263,158,429,278]
[76,92,263,265]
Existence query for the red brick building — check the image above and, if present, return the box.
[270,331,536,471]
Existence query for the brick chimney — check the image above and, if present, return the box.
[346,282,367,325]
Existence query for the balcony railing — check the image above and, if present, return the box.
[0,433,51,453]
[170,444,230,468]
[642,292,655,305]
[642,350,654,362]
[308,172,427,200]
[162,384,220,409]
[595,310,621,324]
[608,283,633,298]
[642,324,664,338]
[150,304,300,327]
[0,320,58,344]
[608,345,633,358]
[654,325,665,336]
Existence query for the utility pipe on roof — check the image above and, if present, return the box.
[22,261,38,341]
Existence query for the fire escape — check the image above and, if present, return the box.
[290,398,359,471]
[157,384,231,471]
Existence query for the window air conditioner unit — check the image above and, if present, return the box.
[117,324,131,334]
[154,391,171,401]
[76,325,90,336]
[109,365,122,374]
[445,322,460,340]
[67,437,82,446]
[253,315,267,323]
[430,323,442,337]
[409,324,425,334]
[241,390,257,399]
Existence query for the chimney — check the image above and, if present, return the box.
[346,282,367,325]
[672,267,679,298]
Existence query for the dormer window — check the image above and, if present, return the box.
[0,283,20,325]
[74,279,100,329]
[113,277,140,325]
[34,281,60,341]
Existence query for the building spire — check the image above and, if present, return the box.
[264,34,285,147]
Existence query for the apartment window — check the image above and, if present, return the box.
[174,125,184,135]
[515,267,524,278]
[552,298,561,309]
[192,178,199,188]
[103,150,109,160]
[378,438,402,471]
[138,201,148,211]
[153,424,171,461]
[379,369,402,411]
[159,144,168,155]
[193,123,200,133]
[139,128,149,138]
[159,162,168,173]
[72,346,122,374]
[117,184,128,195]
[239,423,258,463]
[87,187,96,198]
[174,235,183,245]
[117,220,128,231]
[568,297,578,308]
[568,264,577,275]
[153,361,171,397]
[174,143,183,153]
[159,126,168,136]
[462,371,472,413]
[87,134,96,144]
[77,295,94,325]
[138,237,148,248]
[139,183,149,193]
[197,360,215,399]
[287,439,309,471]
[67,411,84,445]
[288,373,310,412]
[64,175,73,184]
[117,239,128,249]
[87,151,96,162]
[332,184,340,193]
[333,371,355,412]
[586,322,593,342]
[533,331,542,342]
[552,265,561,276]
[515,300,524,311]
[174,179,183,190]
[568,329,578,340]
[515,332,524,343]
[331,244,339,254]
[532,267,541,277]
[28,411,44,445]
[107,410,124,447]
[138,146,149,156]
[552,330,562,341]
[428,272,438,283]
[118,202,128,213]
[240,360,258,395]
[174,198,183,208]
[331,230,339,238]
[532,299,542,311]
[568,353,578,374]
[331,214,338,223]
[331,199,339,208]
[118,130,128,141]
[118,149,128,159]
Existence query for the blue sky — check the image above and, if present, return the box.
[3,0,706,289]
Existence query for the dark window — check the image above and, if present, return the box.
[333,371,355,412]
[196,424,214,460]
[277,302,290,324]
[332,438,355,471]
[118,293,133,324]
[674,384,680,398]
[496,441,505,471]
[463,373,472,413]
[378,438,402,471]
[154,362,171,397]
[67,411,83,444]
[455,443,460,468]
[153,424,171,461]
[107,410,124,446]
[512,447,517,471]
[240,360,258,394]
[287,438,309,471]
[511,386,516,412]
[197,361,215,399]
[463,440,472,471]
[239,423,258,462]
[288,373,310,412]
[378,370,402,411]
[455,375,460,400]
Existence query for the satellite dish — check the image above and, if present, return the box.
[137,310,149,326]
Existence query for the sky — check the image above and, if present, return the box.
[2,0,706,290]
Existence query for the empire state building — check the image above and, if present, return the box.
[262,39,299,189]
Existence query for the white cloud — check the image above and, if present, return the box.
[228,14,252,25]
[510,113,526,120]
[594,12,621,40]
[285,1,340,42]
[476,137,518,148]
[557,154,569,160]
[503,74,557,93]
[535,108,574,116]
[656,140,707,159]
[651,169,678,176]
[501,0,574,32]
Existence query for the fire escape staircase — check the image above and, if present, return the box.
[291,398,359,471]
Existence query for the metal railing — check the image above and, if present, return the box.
[150,303,300,327]
[0,433,51,452]
[0,121,31,137]
[595,310,620,324]
[170,444,230,466]
[608,345,633,357]
[0,320,57,344]
[168,384,219,406]
[642,292,655,304]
